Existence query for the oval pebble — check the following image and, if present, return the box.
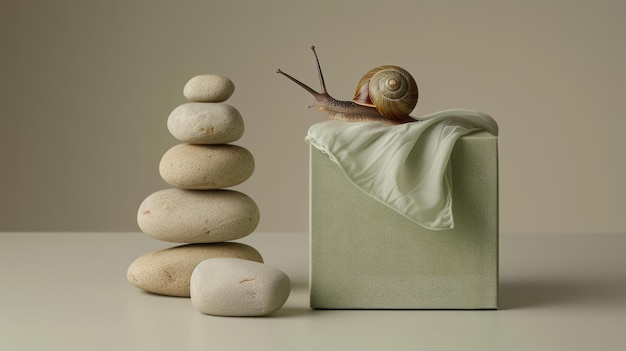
[127,243,263,297]
[137,188,260,243]
[183,74,235,102]
[191,258,291,316]
[167,103,244,144]
[159,143,254,189]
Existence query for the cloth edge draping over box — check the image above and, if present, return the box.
[305,109,499,231]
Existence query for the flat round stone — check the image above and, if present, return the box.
[191,258,291,316]
[137,188,260,243]
[183,74,234,102]
[159,144,254,189]
[167,103,244,144]
[127,243,263,297]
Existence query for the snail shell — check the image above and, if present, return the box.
[352,65,418,121]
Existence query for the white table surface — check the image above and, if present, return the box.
[1,232,625,351]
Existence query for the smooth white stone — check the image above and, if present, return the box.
[167,103,244,144]
[159,143,254,189]
[137,188,260,243]
[191,258,291,316]
[127,243,263,297]
[183,74,234,102]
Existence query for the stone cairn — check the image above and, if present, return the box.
[127,75,290,316]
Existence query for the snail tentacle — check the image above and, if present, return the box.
[310,46,329,95]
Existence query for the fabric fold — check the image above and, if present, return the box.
[306,109,498,231]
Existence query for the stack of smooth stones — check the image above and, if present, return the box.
[127,74,290,317]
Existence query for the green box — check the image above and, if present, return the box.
[310,132,498,309]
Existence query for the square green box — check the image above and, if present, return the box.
[309,132,498,309]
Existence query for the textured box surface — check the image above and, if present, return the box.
[310,132,498,309]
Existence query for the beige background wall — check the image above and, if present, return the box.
[1,0,624,234]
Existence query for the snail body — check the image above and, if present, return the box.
[277,46,419,124]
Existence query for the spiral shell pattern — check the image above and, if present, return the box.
[352,65,418,121]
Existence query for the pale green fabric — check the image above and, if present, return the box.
[306,109,498,231]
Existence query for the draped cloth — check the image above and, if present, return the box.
[305,109,499,231]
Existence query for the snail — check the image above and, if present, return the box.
[277,46,420,124]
